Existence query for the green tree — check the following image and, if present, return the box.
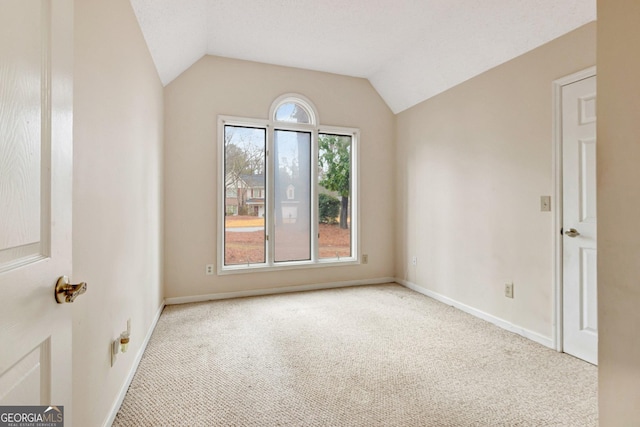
[319,193,340,224]
[318,134,351,229]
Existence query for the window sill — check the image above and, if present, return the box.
[217,257,359,275]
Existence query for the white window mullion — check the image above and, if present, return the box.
[311,129,319,262]
[352,130,360,262]
[217,117,226,273]
[266,125,275,267]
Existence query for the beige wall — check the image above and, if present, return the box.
[72,0,164,425]
[395,23,596,340]
[597,2,640,424]
[163,56,395,299]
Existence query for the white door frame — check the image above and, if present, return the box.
[552,66,597,352]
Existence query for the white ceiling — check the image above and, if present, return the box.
[130,0,596,114]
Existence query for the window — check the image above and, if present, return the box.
[318,133,352,260]
[223,125,266,265]
[274,102,311,124]
[219,94,358,273]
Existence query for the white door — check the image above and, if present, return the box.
[562,75,597,365]
[0,0,75,420]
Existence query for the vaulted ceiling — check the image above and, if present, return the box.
[130,0,596,113]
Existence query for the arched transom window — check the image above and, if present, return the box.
[271,94,317,125]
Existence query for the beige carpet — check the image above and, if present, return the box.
[113,284,597,426]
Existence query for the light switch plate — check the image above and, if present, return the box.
[540,196,551,212]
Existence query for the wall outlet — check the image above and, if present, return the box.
[411,256,417,266]
[505,283,514,298]
[111,319,132,367]
[205,264,214,275]
[111,339,119,367]
[362,254,368,264]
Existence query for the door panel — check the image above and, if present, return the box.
[0,0,74,420]
[579,248,597,333]
[579,138,596,223]
[0,0,49,270]
[0,340,50,405]
[562,75,597,365]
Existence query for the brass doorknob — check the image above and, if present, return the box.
[55,276,87,303]
[564,228,580,238]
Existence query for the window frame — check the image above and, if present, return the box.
[217,99,360,275]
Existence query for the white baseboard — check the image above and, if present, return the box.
[103,301,165,427]
[165,277,396,305]
[396,278,554,349]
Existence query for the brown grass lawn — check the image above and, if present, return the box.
[224,216,350,265]
[225,216,264,228]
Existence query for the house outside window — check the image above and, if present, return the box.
[218,94,359,273]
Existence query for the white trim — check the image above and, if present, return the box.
[397,279,554,349]
[165,277,395,305]
[353,129,360,267]
[311,131,319,263]
[102,301,165,427]
[218,116,225,276]
[218,116,269,275]
[217,257,359,275]
[318,127,361,266]
[551,66,596,352]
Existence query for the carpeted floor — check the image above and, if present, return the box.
[113,284,597,426]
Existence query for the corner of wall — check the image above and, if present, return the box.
[392,23,596,343]
[72,0,165,425]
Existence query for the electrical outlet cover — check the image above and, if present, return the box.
[505,283,514,298]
